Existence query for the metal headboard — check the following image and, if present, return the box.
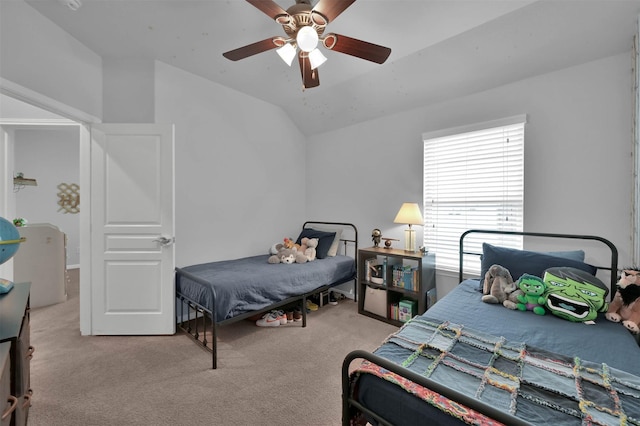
[458,229,619,294]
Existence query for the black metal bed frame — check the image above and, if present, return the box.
[459,229,619,294]
[176,221,358,369]
[342,229,619,425]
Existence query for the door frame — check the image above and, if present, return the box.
[1,78,99,334]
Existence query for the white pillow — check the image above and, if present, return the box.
[310,225,343,257]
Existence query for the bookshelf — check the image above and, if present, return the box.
[358,247,436,326]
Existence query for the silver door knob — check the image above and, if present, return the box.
[153,236,175,247]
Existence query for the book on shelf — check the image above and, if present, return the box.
[382,257,388,286]
[398,298,417,322]
[390,302,399,320]
[391,264,418,291]
[427,288,437,309]
[391,264,403,287]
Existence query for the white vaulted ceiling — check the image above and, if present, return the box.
[16,0,640,135]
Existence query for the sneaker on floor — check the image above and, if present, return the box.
[293,307,303,322]
[286,311,294,322]
[306,299,319,311]
[328,292,338,306]
[256,311,281,327]
[276,309,288,325]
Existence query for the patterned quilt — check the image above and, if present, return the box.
[353,318,640,425]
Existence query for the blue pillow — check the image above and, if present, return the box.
[296,229,336,259]
[540,250,585,262]
[480,243,597,284]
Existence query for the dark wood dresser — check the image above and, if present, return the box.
[0,283,32,426]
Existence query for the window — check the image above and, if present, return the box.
[423,115,526,274]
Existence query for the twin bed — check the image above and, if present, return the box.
[175,221,357,369]
[343,230,640,425]
[176,224,640,422]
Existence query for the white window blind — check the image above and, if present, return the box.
[423,116,526,274]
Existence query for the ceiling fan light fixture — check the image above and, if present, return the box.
[308,48,327,70]
[276,43,297,66]
[296,26,318,52]
[223,0,392,89]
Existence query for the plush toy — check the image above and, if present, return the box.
[605,268,640,334]
[542,267,608,323]
[300,237,318,261]
[268,247,307,264]
[283,237,301,251]
[515,274,546,315]
[482,264,522,310]
[270,237,298,255]
[298,237,310,253]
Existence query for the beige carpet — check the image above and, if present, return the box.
[28,270,397,425]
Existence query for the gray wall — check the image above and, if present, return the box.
[307,52,633,298]
[0,1,102,119]
[1,0,635,301]
[154,61,308,267]
[14,127,81,266]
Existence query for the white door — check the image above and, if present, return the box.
[90,124,175,335]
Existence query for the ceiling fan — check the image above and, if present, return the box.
[223,0,392,89]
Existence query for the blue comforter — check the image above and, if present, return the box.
[368,317,640,425]
[176,254,355,322]
[425,279,640,375]
[353,279,640,425]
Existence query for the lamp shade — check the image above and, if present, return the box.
[308,48,327,70]
[276,43,296,66]
[393,203,423,226]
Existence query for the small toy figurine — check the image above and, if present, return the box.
[12,218,26,227]
[371,228,382,247]
[516,274,546,315]
[381,238,399,248]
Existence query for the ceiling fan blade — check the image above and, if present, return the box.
[324,33,391,64]
[223,38,280,61]
[298,54,320,89]
[246,0,289,20]
[312,0,356,23]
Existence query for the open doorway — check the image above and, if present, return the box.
[0,94,81,307]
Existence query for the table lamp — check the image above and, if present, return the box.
[393,203,423,252]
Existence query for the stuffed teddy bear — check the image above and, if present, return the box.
[301,237,318,261]
[515,274,546,315]
[605,268,640,334]
[482,264,522,309]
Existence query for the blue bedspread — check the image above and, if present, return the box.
[367,318,640,425]
[424,280,640,376]
[353,279,640,425]
[176,254,355,322]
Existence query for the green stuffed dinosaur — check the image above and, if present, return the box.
[516,274,546,315]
